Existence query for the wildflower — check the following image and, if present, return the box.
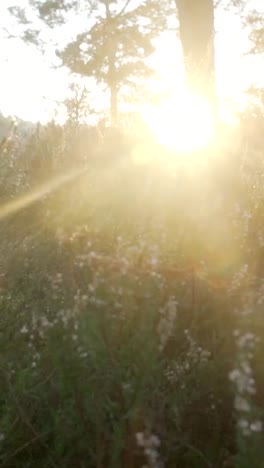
[250,421,262,432]
[136,431,162,468]
[150,257,158,267]
[238,419,250,436]
[157,297,177,351]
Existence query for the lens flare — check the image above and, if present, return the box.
[0,168,84,220]
[141,91,215,155]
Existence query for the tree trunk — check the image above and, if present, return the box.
[175,0,216,107]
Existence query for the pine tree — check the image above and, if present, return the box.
[9,0,172,125]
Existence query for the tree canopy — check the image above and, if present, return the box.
[9,0,173,124]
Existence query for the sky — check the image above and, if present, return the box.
[0,0,263,123]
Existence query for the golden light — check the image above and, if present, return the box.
[0,167,85,221]
[141,90,215,155]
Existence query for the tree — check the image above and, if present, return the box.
[247,9,264,54]
[174,0,216,109]
[64,82,91,127]
[9,0,171,126]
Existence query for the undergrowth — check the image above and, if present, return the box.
[0,111,264,467]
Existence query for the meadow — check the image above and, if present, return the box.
[0,107,264,467]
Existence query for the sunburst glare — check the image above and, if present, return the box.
[140,90,215,155]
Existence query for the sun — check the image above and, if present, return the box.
[140,90,215,155]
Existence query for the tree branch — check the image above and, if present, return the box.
[117,0,133,18]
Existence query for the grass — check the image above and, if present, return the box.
[0,115,264,467]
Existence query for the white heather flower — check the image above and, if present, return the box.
[150,257,158,267]
[238,419,251,437]
[241,361,252,376]
[20,325,28,334]
[250,421,262,432]
[229,369,240,382]
[136,432,145,447]
[135,431,162,468]
[157,297,177,351]
[237,333,256,349]
[0,433,5,442]
[41,316,50,328]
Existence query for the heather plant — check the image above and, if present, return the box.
[0,100,264,467]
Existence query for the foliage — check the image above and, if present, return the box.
[247,10,264,54]
[64,82,92,126]
[1,3,264,467]
[0,94,264,467]
[8,0,173,123]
